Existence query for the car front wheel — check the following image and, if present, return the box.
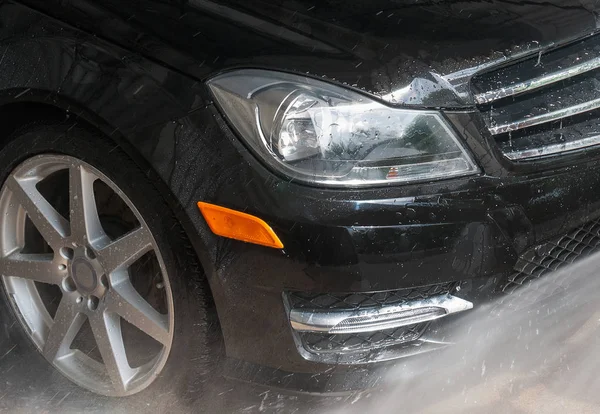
[0,123,217,398]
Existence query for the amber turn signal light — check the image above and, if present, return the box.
[197,202,284,249]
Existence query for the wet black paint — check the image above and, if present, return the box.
[2,0,600,391]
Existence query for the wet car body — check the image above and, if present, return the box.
[3,0,600,393]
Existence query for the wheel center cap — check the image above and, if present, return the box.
[71,258,97,293]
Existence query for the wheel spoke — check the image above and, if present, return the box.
[69,164,107,245]
[0,253,61,285]
[96,226,153,275]
[90,311,134,393]
[43,296,85,361]
[107,280,170,345]
[6,176,69,248]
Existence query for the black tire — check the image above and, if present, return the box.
[0,122,221,406]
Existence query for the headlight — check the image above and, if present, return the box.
[207,69,479,187]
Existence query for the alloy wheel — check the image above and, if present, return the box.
[0,154,174,396]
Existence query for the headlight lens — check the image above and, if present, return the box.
[208,69,479,187]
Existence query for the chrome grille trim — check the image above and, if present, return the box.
[489,96,600,135]
[503,134,600,160]
[474,56,600,105]
[472,34,600,160]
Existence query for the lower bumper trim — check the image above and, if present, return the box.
[289,294,473,334]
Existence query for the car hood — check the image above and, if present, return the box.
[204,0,600,108]
[25,0,600,108]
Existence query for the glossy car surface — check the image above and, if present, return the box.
[1,0,600,394]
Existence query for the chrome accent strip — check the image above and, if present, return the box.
[289,294,473,334]
[475,56,600,105]
[503,134,600,160]
[489,96,600,135]
[295,336,451,365]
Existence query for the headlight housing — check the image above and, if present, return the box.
[208,69,479,187]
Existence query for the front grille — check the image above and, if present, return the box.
[503,217,600,292]
[287,281,458,310]
[299,323,427,354]
[472,34,600,160]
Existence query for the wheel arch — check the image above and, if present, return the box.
[0,92,219,310]
[0,92,165,183]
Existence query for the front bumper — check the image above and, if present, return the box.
[162,106,600,392]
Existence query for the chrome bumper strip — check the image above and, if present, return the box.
[289,294,473,334]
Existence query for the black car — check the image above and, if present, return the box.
[1,0,600,398]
